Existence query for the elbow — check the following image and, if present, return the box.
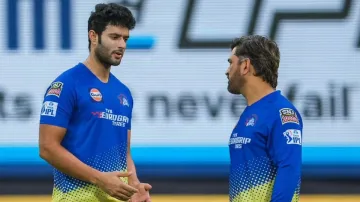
[276,157,302,170]
[39,144,49,160]
[277,163,302,176]
[39,143,55,161]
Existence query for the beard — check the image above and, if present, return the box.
[227,76,245,95]
[94,44,121,68]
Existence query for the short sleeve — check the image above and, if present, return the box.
[39,74,76,129]
[127,91,134,130]
[268,107,303,166]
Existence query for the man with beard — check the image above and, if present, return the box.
[225,35,303,202]
[38,3,151,202]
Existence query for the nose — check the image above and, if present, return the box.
[118,37,127,49]
[225,67,230,78]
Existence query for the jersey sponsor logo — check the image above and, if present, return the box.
[283,129,302,145]
[118,94,129,107]
[229,133,251,149]
[245,114,257,127]
[91,108,129,127]
[46,82,63,97]
[40,101,58,117]
[279,108,299,125]
[90,88,102,102]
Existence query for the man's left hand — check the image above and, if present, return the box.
[129,183,152,202]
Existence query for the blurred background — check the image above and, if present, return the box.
[1,0,360,201]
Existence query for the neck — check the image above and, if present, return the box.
[241,81,275,106]
[83,52,111,83]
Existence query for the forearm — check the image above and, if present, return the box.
[127,153,140,186]
[40,144,101,185]
[271,166,301,202]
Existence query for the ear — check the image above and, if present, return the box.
[88,30,98,46]
[240,58,251,75]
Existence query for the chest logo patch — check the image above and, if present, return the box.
[90,88,102,102]
[245,114,258,127]
[118,94,129,107]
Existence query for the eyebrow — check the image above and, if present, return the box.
[108,33,129,38]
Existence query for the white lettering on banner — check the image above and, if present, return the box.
[179,0,360,49]
[0,0,359,148]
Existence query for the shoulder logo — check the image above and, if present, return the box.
[46,82,63,97]
[279,108,299,125]
[283,129,302,145]
[118,94,129,107]
[90,88,102,102]
[40,101,58,117]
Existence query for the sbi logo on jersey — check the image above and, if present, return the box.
[283,129,302,145]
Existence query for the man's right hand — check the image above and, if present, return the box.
[95,171,139,201]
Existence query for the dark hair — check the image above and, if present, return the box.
[230,35,280,89]
[88,3,136,50]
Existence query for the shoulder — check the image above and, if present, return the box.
[44,64,83,97]
[274,95,302,125]
[268,93,303,126]
[266,93,303,144]
[110,74,133,98]
[51,63,84,84]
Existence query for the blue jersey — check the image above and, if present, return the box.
[229,91,302,202]
[40,63,133,202]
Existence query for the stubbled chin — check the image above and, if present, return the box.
[109,59,121,66]
[227,85,241,95]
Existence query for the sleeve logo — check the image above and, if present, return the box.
[41,101,58,117]
[46,82,64,97]
[279,108,299,125]
[283,129,302,145]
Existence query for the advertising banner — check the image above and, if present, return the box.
[0,0,360,177]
